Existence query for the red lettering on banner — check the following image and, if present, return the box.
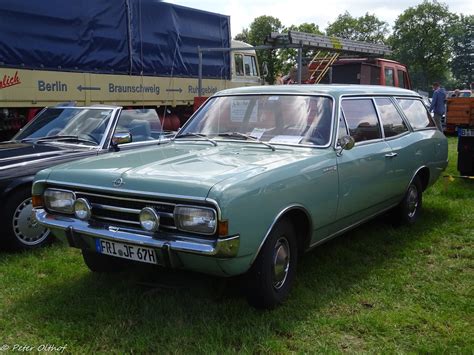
[0,71,21,89]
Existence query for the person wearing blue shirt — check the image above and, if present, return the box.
[429,82,446,130]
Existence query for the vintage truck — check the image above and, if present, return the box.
[0,0,261,140]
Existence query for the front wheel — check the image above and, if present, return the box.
[395,176,423,225]
[246,219,298,309]
[2,187,51,250]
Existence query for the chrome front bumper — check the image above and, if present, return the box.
[34,209,239,258]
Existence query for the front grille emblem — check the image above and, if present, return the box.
[113,178,124,188]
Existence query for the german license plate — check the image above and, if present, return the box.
[96,239,157,264]
[459,128,474,137]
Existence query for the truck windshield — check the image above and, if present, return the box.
[14,107,114,145]
[178,95,333,146]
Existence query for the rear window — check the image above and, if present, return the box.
[397,99,436,130]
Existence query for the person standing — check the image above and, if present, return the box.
[429,82,446,130]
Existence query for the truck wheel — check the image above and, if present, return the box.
[246,219,298,309]
[82,249,127,273]
[2,187,51,250]
[395,176,422,225]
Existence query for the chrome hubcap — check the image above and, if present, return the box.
[272,237,290,290]
[407,185,419,218]
[13,197,50,246]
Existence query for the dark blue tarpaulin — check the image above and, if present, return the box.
[0,0,231,79]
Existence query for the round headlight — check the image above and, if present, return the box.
[74,198,92,220]
[139,207,160,232]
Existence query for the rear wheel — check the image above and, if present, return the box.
[2,187,51,250]
[82,249,127,273]
[395,176,423,225]
[246,219,298,309]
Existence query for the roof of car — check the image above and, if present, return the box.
[216,84,419,97]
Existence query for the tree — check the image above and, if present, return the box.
[390,0,457,91]
[450,15,474,88]
[234,28,249,43]
[326,11,389,44]
[246,16,285,84]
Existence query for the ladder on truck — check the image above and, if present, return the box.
[267,31,392,84]
[307,52,340,84]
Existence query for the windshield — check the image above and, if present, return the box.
[14,107,114,145]
[178,95,333,146]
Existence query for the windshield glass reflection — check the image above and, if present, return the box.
[179,95,333,146]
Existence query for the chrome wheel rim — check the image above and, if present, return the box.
[272,237,291,290]
[13,197,50,246]
[407,185,419,218]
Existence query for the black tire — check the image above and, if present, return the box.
[395,176,423,225]
[1,186,52,251]
[246,219,298,309]
[82,249,127,273]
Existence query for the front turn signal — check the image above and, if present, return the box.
[218,220,228,237]
[32,195,44,208]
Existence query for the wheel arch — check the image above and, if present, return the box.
[251,205,313,265]
[412,166,430,192]
[1,176,34,203]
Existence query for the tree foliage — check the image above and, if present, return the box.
[234,28,249,43]
[244,15,285,84]
[449,15,474,88]
[326,11,389,44]
[390,0,457,90]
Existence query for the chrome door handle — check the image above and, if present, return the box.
[385,152,398,158]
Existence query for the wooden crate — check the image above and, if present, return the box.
[446,97,474,127]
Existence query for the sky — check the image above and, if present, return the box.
[166,0,473,37]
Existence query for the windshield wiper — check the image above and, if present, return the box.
[174,133,217,146]
[217,132,275,151]
[32,135,98,146]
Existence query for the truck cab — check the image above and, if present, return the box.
[325,58,412,89]
[231,40,261,85]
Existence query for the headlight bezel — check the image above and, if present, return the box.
[139,207,161,232]
[43,188,76,214]
[174,205,217,235]
[74,198,92,220]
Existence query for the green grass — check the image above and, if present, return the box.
[0,137,473,353]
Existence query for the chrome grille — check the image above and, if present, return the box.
[74,191,177,231]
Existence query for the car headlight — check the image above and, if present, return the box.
[44,189,75,214]
[174,206,217,235]
[139,207,160,232]
[74,198,92,220]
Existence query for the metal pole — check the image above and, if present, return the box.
[198,46,202,97]
[297,42,303,84]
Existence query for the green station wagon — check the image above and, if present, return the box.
[33,85,448,308]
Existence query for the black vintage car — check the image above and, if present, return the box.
[0,105,171,250]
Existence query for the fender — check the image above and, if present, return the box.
[0,175,34,201]
[250,204,313,265]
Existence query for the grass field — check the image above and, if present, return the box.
[0,137,472,353]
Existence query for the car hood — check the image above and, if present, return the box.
[0,141,93,177]
[45,141,308,198]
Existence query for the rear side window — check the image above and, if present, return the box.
[341,99,382,143]
[397,99,436,130]
[375,98,408,138]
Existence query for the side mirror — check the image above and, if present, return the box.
[112,132,132,146]
[337,135,355,156]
